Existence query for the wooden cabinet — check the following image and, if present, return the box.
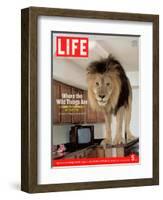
[60,83,72,123]
[96,111,105,123]
[85,91,105,123]
[86,147,97,158]
[71,87,85,124]
[63,145,97,159]
[53,80,61,123]
[53,80,105,124]
[86,100,97,123]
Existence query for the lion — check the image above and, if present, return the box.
[86,55,136,147]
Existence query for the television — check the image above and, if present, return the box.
[70,125,94,149]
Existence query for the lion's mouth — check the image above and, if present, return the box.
[97,100,107,106]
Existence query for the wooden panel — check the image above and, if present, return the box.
[53,81,104,124]
[87,103,97,123]
[83,90,88,123]
[60,83,72,123]
[96,146,105,158]
[71,88,85,124]
[85,91,104,123]
[105,148,112,157]
[87,148,97,158]
[96,111,105,123]
[53,80,61,123]
[64,154,76,159]
[86,92,97,123]
[116,147,124,157]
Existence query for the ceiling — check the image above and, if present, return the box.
[55,34,139,72]
[53,34,139,89]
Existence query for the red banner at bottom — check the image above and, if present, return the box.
[52,154,139,167]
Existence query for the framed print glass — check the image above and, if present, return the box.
[21,7,159,193]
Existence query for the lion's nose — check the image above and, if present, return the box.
[99,95,105,99]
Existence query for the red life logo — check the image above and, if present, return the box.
[56,36,88,57]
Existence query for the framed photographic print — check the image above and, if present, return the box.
[21,7,159,193]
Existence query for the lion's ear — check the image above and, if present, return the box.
[87,63,96,73]
[86,72,92,78]
[106,54,114,62]
[86,73,95,82]
[86,67,91,74]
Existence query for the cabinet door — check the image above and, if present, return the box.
[96,111,105,123]
[53,80,104,124]
[60,83,72,123]
[71,88,85,124]
[53,80,61,124]
[86,91,105,123]
[87,149,97,158]
[86,92,97,123]
[83,90,88,123]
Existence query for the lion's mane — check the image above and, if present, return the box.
[86,55,131,114]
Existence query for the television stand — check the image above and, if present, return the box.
[96,138,139,157]
[60,144,98,159]
[53,138,139,160]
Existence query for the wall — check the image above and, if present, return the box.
[53,124,71,145]
[53,51,139,90]
[53,58,87,90]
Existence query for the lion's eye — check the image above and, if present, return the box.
[106,83,110,86]
[96,82,99,86]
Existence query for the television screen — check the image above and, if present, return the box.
[78,128,91,144]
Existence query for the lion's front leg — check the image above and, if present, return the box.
[100,110,112,148]
[100,132,112,148]
[113,107,125,145]
[125,105,136,143]
[126,131,136,143]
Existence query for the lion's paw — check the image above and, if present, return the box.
[113,136,125,145]
[127,134,137,143]
[100,138,112,148]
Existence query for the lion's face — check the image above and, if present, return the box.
[89,73,113,107]
[87,55,127,111]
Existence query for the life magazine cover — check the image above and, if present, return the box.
[51,32,139,167]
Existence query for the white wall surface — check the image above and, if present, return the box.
[53,58,139,89]
[0,0,162,200]
[53,124,71,145]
